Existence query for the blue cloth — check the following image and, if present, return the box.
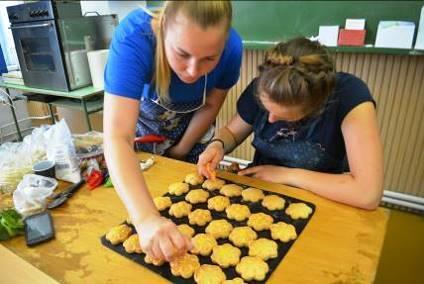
[237,72,375,173]
[104,8,243,102]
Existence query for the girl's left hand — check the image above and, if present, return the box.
[238,165,293,184]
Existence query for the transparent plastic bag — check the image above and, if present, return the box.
[44,119,82,183]
[13,174,58,216]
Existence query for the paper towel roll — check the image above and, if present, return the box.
[87,49,109,88]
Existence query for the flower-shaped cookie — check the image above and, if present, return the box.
[169,201,192,218]
[285,202,313,219]
[177,224,195,238]
[188,209,212,226]
[207,195,230,212]
[185,189,209,204]
[190,233,218,256]
[261,194,285,210]
[202,178,226,191]
[223,278,246,284]
[123,234,142,254]
[170,253,200,279]
[226,204,251,221]
[153,196,172,211]
[247,213,274,231]
[106,224,132,245]
[229,226,257,248]
[205,219,233,239]
[248,238,278,261]
[270,222,297,242]
[144,254,165,266]
[194,264,227,284]
[220,184,243,197]
[241,187,264,202]
[185,172,205,185]
[236,256,269,281]
[211,243,241,268]
[168,182,190,196]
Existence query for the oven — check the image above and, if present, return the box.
[6,1,116,92]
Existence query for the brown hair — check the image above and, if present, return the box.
[151,1,232,100]
[257,37,336,117]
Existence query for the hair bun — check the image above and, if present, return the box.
[266,53,295,66]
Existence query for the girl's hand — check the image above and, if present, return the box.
[197,142,225,179]
[136,214,193,262]
[238,165,294,184]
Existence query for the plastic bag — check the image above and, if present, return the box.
[13,174,58,216]
[44,119,82,183]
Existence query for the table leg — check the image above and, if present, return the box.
[48,103,55,124]
[5,88,23,141]
[81,99,92,131]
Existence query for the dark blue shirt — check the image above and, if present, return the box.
[237,72,375,173]
[104,9,243,103]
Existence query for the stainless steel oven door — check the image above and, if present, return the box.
[10,20,69,91]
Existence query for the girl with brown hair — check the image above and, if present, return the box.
[103,1,242,262]
[198,37,383,210]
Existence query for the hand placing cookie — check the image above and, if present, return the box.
[136,214,193,262]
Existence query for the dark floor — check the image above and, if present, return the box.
[374,209,424,284]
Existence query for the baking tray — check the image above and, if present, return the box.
[101,177,315,283]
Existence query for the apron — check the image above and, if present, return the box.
[135,76,214,163]
[251,111,345,173]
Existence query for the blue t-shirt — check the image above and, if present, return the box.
[104,9,243,102]
[237,72,375,172]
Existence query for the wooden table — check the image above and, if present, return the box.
[0,153,389,283]
[0,82,103,140]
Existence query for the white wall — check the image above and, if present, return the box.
[80,1,146,22]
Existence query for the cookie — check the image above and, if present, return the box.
[185,172,205,185]
[169,201,192,218]
[188,209,212,226]
[168,182,190,196]
[223,278,246,284]
[153,196,172,211]
[177,224,195,238]
[270,222,297,242]
[226,204,251,221]
[105,224,133,245]
[285,202,313,219]
[261,194,285,210]
[207,195,230,212]
[248,238,278,261]
[211,243,241,268]
[205,219,233,239]
[194,264,226,284]
[170,253,200,279]
[202,178,226,191]
[220,184,243,197]
[123,234,142,254]
[229,226,257,248]
[236,256,269,281]
[185,189,210,204]
[241,187,264,202]
[144,254,165,266]
[190,233,217,256]
[247,213,274,231]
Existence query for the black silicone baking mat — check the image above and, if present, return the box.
[101,177,315,283]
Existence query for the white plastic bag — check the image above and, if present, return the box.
[44,119,82,183]
[13,174,58,216]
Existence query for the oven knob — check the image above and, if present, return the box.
[42,10,49,16]
[29,11,35,17]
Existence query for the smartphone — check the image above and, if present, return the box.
[24,211,55,246]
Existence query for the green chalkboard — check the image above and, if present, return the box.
[232,1,423,50]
